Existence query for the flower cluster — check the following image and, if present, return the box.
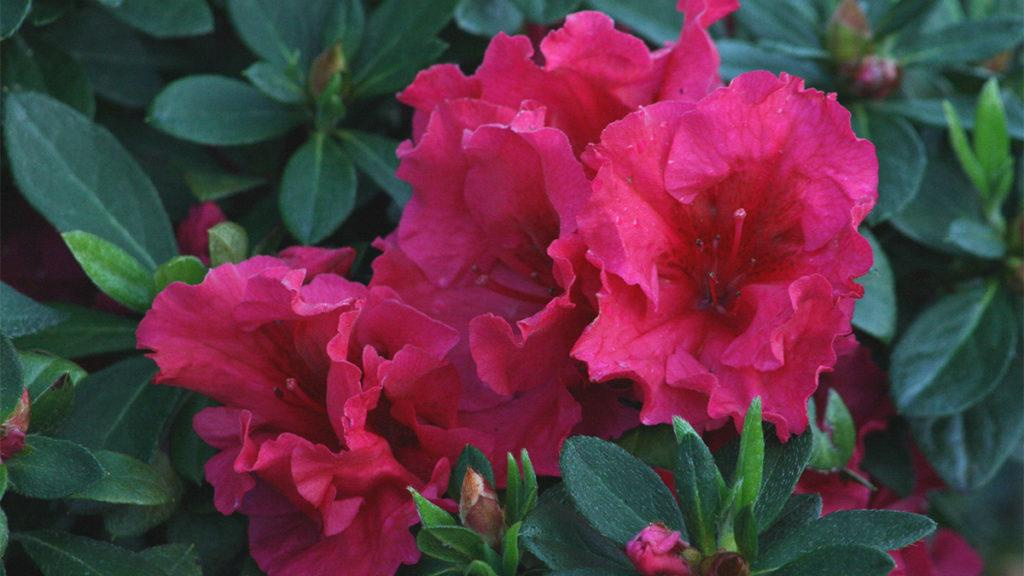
[138,2,891,574]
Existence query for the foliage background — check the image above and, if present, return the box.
[0,0,1021,575]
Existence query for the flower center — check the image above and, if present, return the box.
[695,207,751,313]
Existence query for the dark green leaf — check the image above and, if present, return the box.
[758,493,822,549]
[1,34,95,117]
[945,218,1005,259]
[755,510,935,571]
[911,356,1024,489]
[734,0,820,47]
[583,0,681,44]
[279,134,357,244]
[19,351,85,433]
[858,112,926,225]
[15,303,138,359]
[208,222,250,266]
[169,393,215,485]
[873,0,941,36]
[513,0,581,23]
[861,426,915,496]
[672,417,724,554]
[6,435,104,499]
[243,61,307,104]
[774,544,895,576]
[167,512,247,575]
[323,0,364,61]
[63,231,155,312]
[561,436,684,544]
[58,356,181,461]
[351,0,458,98]
[227,0,336,66]
[1,282,66,338]
[338,129,411,207]
[4,91,177,269]
[0,0,31,37]
[138,544,202,576]
[891,281,1016,417]
[72,450,177,505]
[150,75,303,145]
[0,506,7,561]
[15,530,166,576]
[871,93,1024,141]
[520,486,633,571]
[734,504,758,560]
[0,336,25,417]
[894,16,1022,66]
[102,452,183,537]
[183,167,266,202]
[153,256,207,292]
[455,0,524,37]
[417,525,488,564]
[853,229,896,342]
[616,424,676,469]
[31,0,73,25]
[717,39,832,87]
[754,430,813,530]
[450,445,495,500]
[103,0,213,38]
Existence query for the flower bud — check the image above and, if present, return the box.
[826,0,872,64]
[704,552,750,576]
[309,42,346,98]
[459,467,505,547]
[849,55,901,100]
[1,389,31,461]
[626,523,691,576]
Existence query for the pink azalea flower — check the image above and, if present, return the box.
[574,72,877,438]
[626,523,691,576]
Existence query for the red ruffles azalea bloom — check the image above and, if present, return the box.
[138,248,482,576]
[573,71,877,438]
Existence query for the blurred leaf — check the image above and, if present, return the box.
[615,424,676,469]
[323,0,365,62]
[72,450,177,505]
[857,112,926,225]
[943,100,988,197]
[0,0,31,38]
[58,356,182,462]
[513,0,581,23]
[4,92,177,269]
[6,435,104,499]
[872,0,941,36]
[861,425,915,496]
[208,222,250,266]
[891,282,1017,417]
[150,75,304,146]
[15,530,166,576]
[169,393,215,485]
[1,282,66,338]
[153,256,207,292]
[911,357,1024,489]
[718,39,832,87]
[19,351,84,433]
[734,0,821,47]
[338,130,411,207]
[774,545,895,576]
[243,61,307,104]
[455,0,524,36]
[974,79,1011,188]
[15,303,138,359]
[894,16,1022,66]
[62,231,155,312]
[561,436,685,545]
[584,0,681,44]
[138,544,202,576]
[103,0,213,38]
[279,134,357,244]
[167,511,247,575]
[1,34,95,117]
[871,93,1024,140]
[30,0,72,25]
[853,229,896,342]
[184,167,266,202]
[1,336,25,417]
[945,218,1005,259]
[351,0,458,99]
[227,0,336,66]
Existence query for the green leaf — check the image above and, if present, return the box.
[138,544,202,576]
[351,0,458,99]
[872,0,941,36]
[561,436,684,545]
[502,522,521,576]
[891,281,1017,417]
[169,393,215,485]
[0,0,31,38]
[15,304,138,359]
[945,217,1005,259]
[183,167,266,202]
[166,511,247,575]
[30,0,71,25]
[150,75,303,146]
[72,450,177,505]
[417,525,489,564]
[208,222,250,266]
[0,336,25,417]
[583,0,681,44]
[58,355,181,462]
[153,256,207,292]
[734,504,758,560]
[279,134,357,244]
[243,61,307,104]
[6,435,104,499]
[506,451,522,525]
[943,100,988,196]
[455,0,524,36]
[672,417,725,555]
[910,356,1024,489]
[465,560,499,576]
[857,112,926,225]
[733,0,821,48]
[4,91,177,268]
[774,545,895,576]
[894,16,1022,66]
[323,0,364,61]
[871,94,1024,141]
[63,231,155,312]
[753,429,813,531]
[1,34,95,117]
[520,486,633,571]
[808,390,857,470]
[227,0,337,66]
[409,487,457,528]
[103,0,213,38]
[734,398,764,512]
[755,510,935,571]
[449,445,495,500]
[718,39,832,87]
[338,130,412,207]
[1,282,66,338]
[852,229,896,342]
[512,0,581,23]
[19,351,85,433]
[520,450,537,519]
[102,452,183,537]
[861,426,915,497]
[15,530,167,576]
[0,506,7,561]
[975,79,1011,190]
[758,493,822,549]
[616,424,678,469]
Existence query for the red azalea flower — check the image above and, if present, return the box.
[574,72,877,438]
[138,248,478,576]
[175,201,226,264]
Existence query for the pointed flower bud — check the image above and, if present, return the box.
[826,0,872,64]
[704,552,750,576]
[1,389,31,461]
[309,42,346,98]
[459,466,505,547]
[626,523,692,576]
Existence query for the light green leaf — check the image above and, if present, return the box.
[63,231,155,312]
[735,397,764,512]
[208,222,250,266]
[153,256,207,292]
[279,134,357,244]
[72,450,176,505]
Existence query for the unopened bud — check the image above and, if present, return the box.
[459,467,504,547]
[826,0,872,64]
[626,523,692,576]
[849,55,901,100]
[1,389,31,461]
[309,42,346,98]
[703,552,750,576]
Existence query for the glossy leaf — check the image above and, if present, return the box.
[279,134,357,244]
[72,450,177,505]
[6,435,104,499]
[0,282,66,338]
[63,231,155,312]
[153,256,207,292]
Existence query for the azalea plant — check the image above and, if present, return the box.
[0,1,1021,576]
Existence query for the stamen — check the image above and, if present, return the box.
[729,208,747,263]
[275,378,325,413]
